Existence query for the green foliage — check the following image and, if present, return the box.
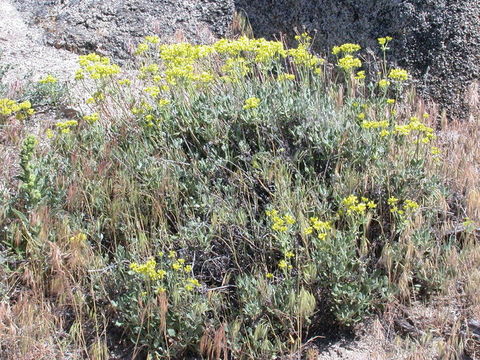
[0,34,460,359]
[18,135,42,207]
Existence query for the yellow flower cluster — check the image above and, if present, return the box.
[243,97,261,110]
[38,74,58,84]
[342,195,376,216]
[304,217,332,240]
[118,78,132,86]
[130,258,167,281]
[221,57,250,79]
[144,86,161,97]
[378,79,391,88]
[135,43,150,55]
[278,259,293,271]
[86,91,105,104]
[265,209,295,232]
[0,98,35,120]
[213,36,286,62]
[361,120,389,129]
[394,117,435,143]
[388,197,420,215]
[69,232,87,243]
[332,43,362,55]
[277,73,296,81]
[355,70,366,80]
[130,252,201,294]
[287,46,324,69]
[185,278,201,291]
[377,36,393,46]
[337,55,362,72]
[145,35,160,44]
[55,120,78,134]
[171,258,193,273]
[138,35,324,86]
[388,68,409,81]
[76,53,121,80]
[83,113,100,124]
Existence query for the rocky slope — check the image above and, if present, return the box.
[12,0,235,61]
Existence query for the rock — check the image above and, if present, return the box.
[234,0,480,119]
[13,0,235,61]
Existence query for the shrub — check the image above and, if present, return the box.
[0,34,468,359]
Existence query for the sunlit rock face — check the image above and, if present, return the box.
[13,0,235,60]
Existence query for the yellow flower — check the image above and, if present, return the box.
[317,232,327,240]
[265,209,279,217]
[284,250,295,258]
[266,272,274,279]
[332,43,361,55]
[118,79,132,86]
[135,43,149,55]
[386,98,396,104]
[278,259,292,270]
[187,278,201,287]
[158,99,171,107]
[355,70,366,80]
[144,86,160,97]
[377,36,393,46]
[388,68,409,81]
[361,120,389,129]
[55,120,78,133]
[367,201,377,209]
[404,199,419,211]
[284,214,295,225]
[156,269,167,279]
[78,53,121,79]
[45,129,54,139]
[83,113,100,124]
[38,74,58,84]
[337,55,362,72]
[144,35,160,44]
[185,278,201,291]
[243,97,261,110]
[172,262,182,271]
[387,197,399,205]
[304,226,314,235]
[378,79,391,88]
[277,73,295,81]
[430,147,441,156]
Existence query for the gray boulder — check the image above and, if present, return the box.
[13,0,235,61]
[235,0,480,119]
